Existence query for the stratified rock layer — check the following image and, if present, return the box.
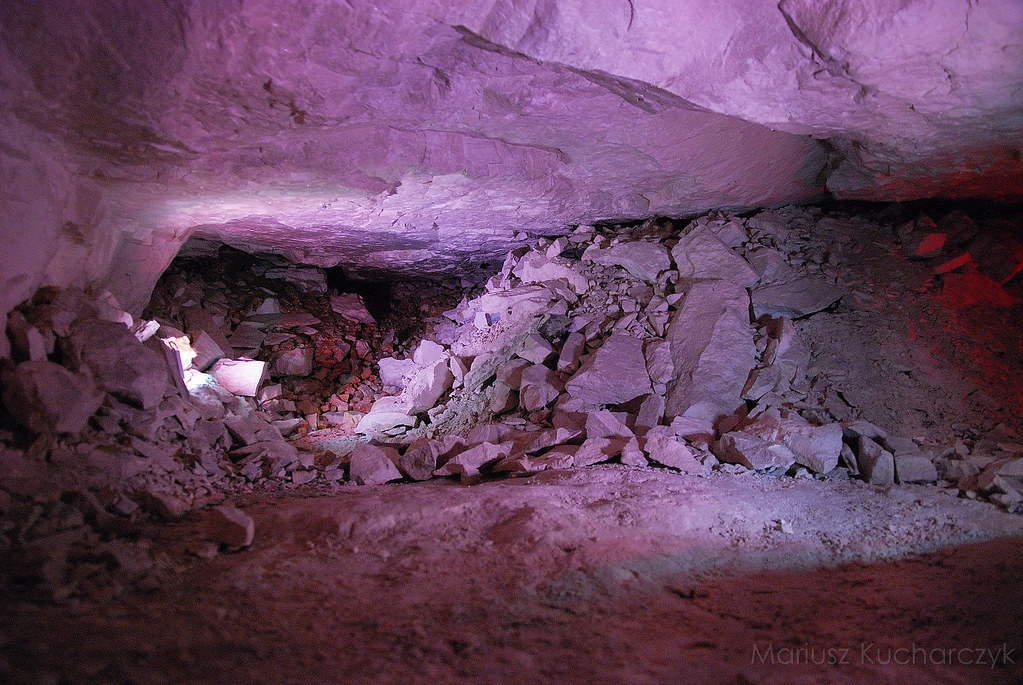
[2,1,1021,355]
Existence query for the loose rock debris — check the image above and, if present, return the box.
[1,204,1022,601]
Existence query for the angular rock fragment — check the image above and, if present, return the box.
[330,293,375,324]
[664,281,753,422]
[585,410,633,440]
[741,416,842,474]
[209,358,267,397]
[271,347,313,377]
[207,505,256,550]
[857,437,895,486]
[895,455,938,484]
[405,360,454,413]
[751,277,846,319]
[644,428,707,474]
[715,432,796,471]
[412,339,445,366]
[518,333,555,365]
[1,361,103,434]
[513,252,590,294]
[591,241,671,284]
[378,357,419,388]
[355,396,417,435]
[620,437,648,467]
[672,226,758,286]
[644,339,675,386]
[65,319,170,409]
[519,364,564,411]
[433,442,511,477]
[398,437,445,481]
[566,334,651,406]
[572,437,625,467]
[556,332,586,373]
[349,444,402,485]
[190,330,228,371]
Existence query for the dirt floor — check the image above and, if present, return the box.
[3,466,1022,684]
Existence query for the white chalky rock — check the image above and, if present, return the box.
[405,360,454,413]
[664,281,754,423]
[356,396,417,434]
[672,225,758,286]
[412,339,446,366]
[715,432,797,471]
[591,241,671,284]
[209,358,267,397]
[566,334,651,406]
[513,252,590,294]
[751,277,846,319]
[741,417,842,474]
[857,437,895,486]
[349,443,402,485]
[643,427,707,474]
[434,442,511,476]
[378,357,419,388]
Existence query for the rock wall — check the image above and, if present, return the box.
[2,0,1021,356]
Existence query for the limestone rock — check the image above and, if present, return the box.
[742,416,842,474]
[355,397,417,435]
[672,226,758,286]
[857,437,895,486]
[349,444,402,485]
[556,332,586,373]
[586,410,633,440]
[752,278,846,319]
[513,253,590,294]
[434,442,511,477]
[1,361,103,434]
[519,365,565,411]
[330,293,375,324]
[406,360,454,414]
[895,455,939,484]
[644,428,707,474]
[591,241,670,284]
[572,437,626,467]
[664,281,754,422]
[412,340,446,366]
[518,333,556,365]
[209,358,267,397]
[566,334,651,406]
[207,505,256,550]
[190,330,228,371]
[378,357,419,388]
[65,319,169,409]
[716,432,797,471]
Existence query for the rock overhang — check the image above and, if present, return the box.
[1,0,1021,348]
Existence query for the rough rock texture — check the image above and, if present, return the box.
[2,0,1021,353]
[664,281,754,422]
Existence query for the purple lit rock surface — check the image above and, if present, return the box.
[1,0,1022,357]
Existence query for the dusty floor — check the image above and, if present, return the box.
[3,466,1022,684]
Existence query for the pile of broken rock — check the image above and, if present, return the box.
[348,210,1023,512]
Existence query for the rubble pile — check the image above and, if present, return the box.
[347,207,1023,509]
[0,205,1021,600]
